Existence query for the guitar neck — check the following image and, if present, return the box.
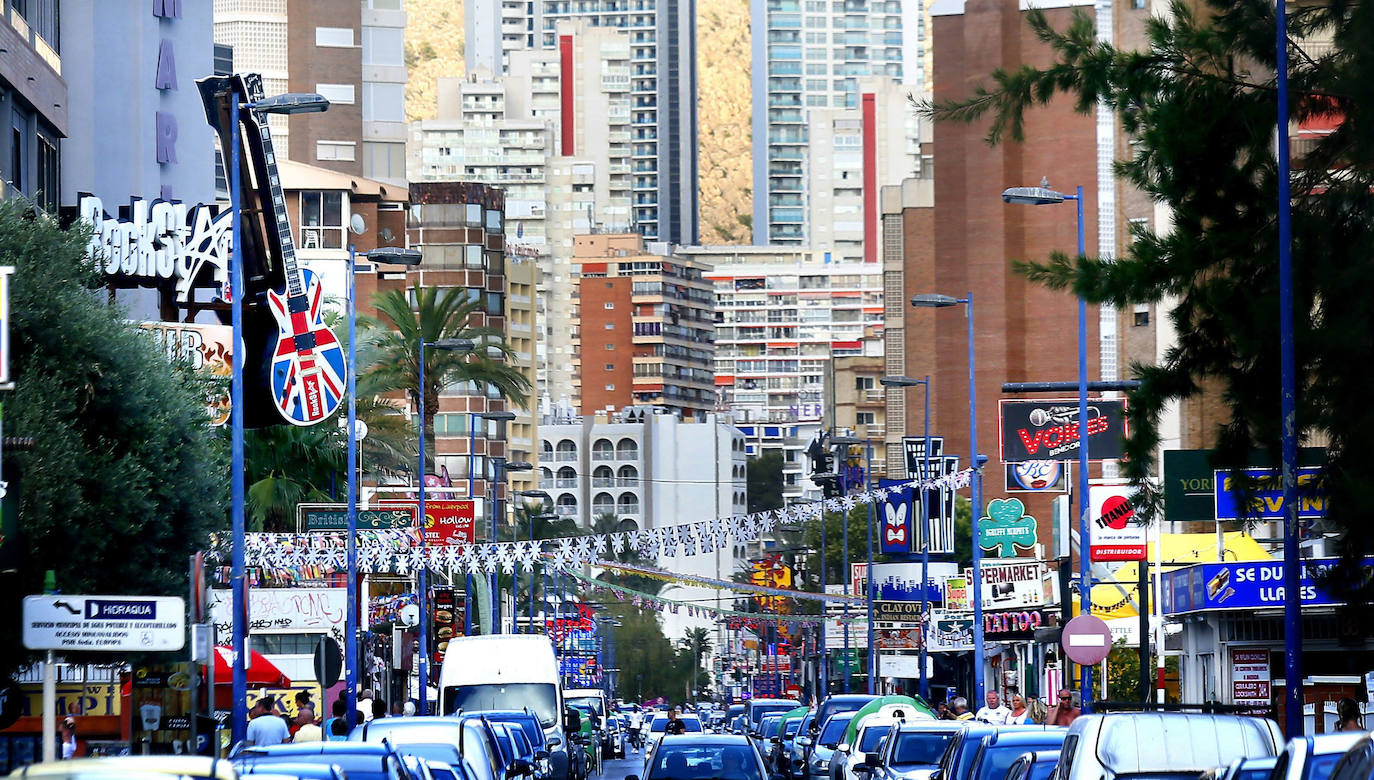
[242,75,305,301]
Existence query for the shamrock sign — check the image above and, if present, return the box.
[978,497,1037,557]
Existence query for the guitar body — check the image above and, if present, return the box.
[265,266,346,425]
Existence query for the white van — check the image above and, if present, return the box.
[439,635,569,780]
[564,688,610,758]
[1056,713,1283,780]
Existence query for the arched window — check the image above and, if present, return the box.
[556,466,576,488]
[593,465,614,487]
[617,465,639,487]
[592,438,615,461]
[540,467,553,488]
[555,440,577,461]
[617,493,640,514]
[555,494,578,517]
[616,438,639,460]
[593,492,615,514]
[542,440,554,458]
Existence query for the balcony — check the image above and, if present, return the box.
[555,478,578,488]
[554,451,577,462]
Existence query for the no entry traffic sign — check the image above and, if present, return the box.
[1061,614,1113,666]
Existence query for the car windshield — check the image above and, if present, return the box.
[567,697,605,718]
[819,715,855,747]
[893,733,955,766]
[651,717,703,733]
[393,743,463,766]
[858,728,887,753]
[762,720,782,738]
[752,705,796,725]
[785,720,801,737]
[487,716,543,748]
[1306,755,1344,780]
[1027,762,1057,780]
[238,753,401,780]
[362,722,463,744]
[492,728,514,763]
[443,683,559,727]
[650,744,763,780]
[977,746,1065,780]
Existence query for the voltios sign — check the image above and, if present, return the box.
[79,195,231,305]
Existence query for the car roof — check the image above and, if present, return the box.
[18,757,238,780]
[984,731,1068,747]
[1305,734,1366,754]
[656,735,754,745]
[241,743,394,757]
[895,722,966,733]
[237,763,345,780]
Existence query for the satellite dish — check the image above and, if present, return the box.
[337,416,369,440]
[399,604,420,627]
[380,227,395,242]
[349,213,367,236]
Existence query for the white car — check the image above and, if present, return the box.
[841,716,911,780]
[643,714,704,763]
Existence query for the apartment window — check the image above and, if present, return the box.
[316,27,355,47]
[855,376,875,391]
[363,83,405,122]
[363,141,406,180]
[316,141,356,162]
[35,132,58,214]
[604,323,615,330]
[299,191,344,249]
[605,363,616,371]
[604,302,615,309]
[605,384,616,391]
[605,344,615,350]
[1133,304,1150,327]
[857,412,876,425]
[316,83,356,105]
[362,27,405,66]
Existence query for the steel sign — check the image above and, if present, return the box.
[999,398,1127,462]
[1213,466,1328,521]
[297,502,419,532]
[1089,484,1148,561]
[967,561,1047,609]
[1159,556,1372,614]
[24,595,186,651]
[1061,614,1113,665]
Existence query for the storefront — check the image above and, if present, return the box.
[1161,556,1374,734]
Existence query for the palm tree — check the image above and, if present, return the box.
[244,423,345,531]
[362,283,531,472]
[681,627,713,702]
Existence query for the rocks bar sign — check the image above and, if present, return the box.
[79,194,231,306]
[999,398,1127,462]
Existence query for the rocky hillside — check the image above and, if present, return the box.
[404,0,752,244]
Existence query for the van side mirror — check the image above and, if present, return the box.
[865,753,882,768]
[796,737,812,748]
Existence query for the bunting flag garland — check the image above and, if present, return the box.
[556,566,845,625]
[590,559,864,603]
[205,469,975,576]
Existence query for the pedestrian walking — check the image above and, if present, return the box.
[1046,690,1081,727]
[245,697,291,746]
[58,717,78,759]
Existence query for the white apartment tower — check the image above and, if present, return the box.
[409,21,635,412]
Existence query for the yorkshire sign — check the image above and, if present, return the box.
[78,194,232,305]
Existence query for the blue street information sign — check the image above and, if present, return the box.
[1159,557,1372,614]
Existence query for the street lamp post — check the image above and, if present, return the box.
[910,293,986,705]
[466,409,516,636]
[831,434,862,695]
[486,414,522,634]
[418,337,476,714]
[881,375,931,700]
[1001,183,1092,704]
[519,490,554,633]
[344,244,420,723]
[227,87,329,744]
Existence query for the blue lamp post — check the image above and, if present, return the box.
[881,374,931,699]
[484,415,520,634]
[910,293,985,705]
[344,243,419,723]
[417,336,475,714]
[1001,183,1092,704]
[519,491,554,633]
[830,433,862,694]
[226,86,329,744]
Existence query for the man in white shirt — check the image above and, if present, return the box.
[974,691,1011,725]
[358,689,375,723]
[245,697,291,747]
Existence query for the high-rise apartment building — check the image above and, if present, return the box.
[572,234,715,419]
[679,245,884,501]
[212,0,408,184]
[410,21,636,414]
[465,0,698,245]
[750,0,927,256]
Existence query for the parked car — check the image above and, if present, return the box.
[1327,734,1374,780]
[812,697,881,737]
[786,714,818,778]
[234,742,420,780]
[1001,751,1059,780]
[607,715,628,758]
[837,716,908,780]
[964,730,1067,780]
[751,700,804,735]
[756,716,785,759]
[1054,713,1282,780]
[633,735,770,780]
[1272,734,1368,780]
[348,714,507,780]
[14,756,241,780]
[806,713,859,780]
[860,720,962,780]
[483,711,555,780]
[1203,756,1279,780]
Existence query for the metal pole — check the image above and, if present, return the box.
[491,458,502,634]
[418,340,430,714]
[840,453,850,694]
[865,443,876,695]
[919,377,930,701]
[345,245,359,724]
[1075,186,1093,710]
[819,487,828,699]
[1276,0,1303,737]
[229,92,249,746]
[467,413,477,637]
[967,292,985,706]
